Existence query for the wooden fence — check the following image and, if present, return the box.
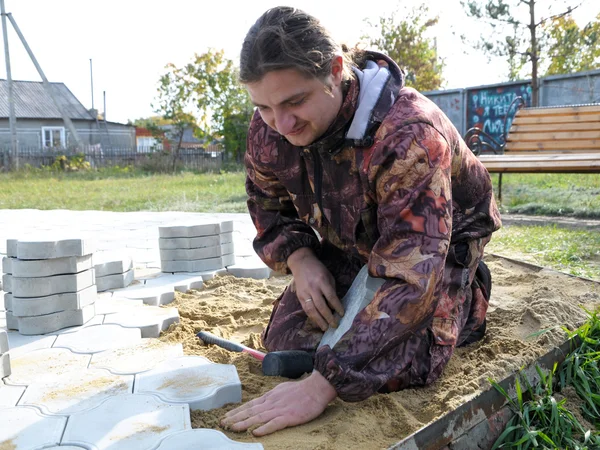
[0,147,223,172]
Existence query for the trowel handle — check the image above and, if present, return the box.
[196,331,266,361]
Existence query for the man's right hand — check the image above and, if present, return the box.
[287,247,344,332]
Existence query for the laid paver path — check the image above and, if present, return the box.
[0,209,266,449]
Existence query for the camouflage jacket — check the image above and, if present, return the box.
[245,52,502,396]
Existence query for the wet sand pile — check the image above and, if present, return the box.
[160,254,600,450]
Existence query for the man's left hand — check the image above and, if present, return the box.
[221,370,337,436]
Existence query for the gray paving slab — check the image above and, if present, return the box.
[1,256,13,274]
[0,382,26,408]
[5,348,91,386]
[1,352,11,378]
[2,273,11,292]
[10,285,97,317]
[9,269,95,298]
[19,368,134,415]
[96,269,135,292]
[159,220,234,238]
[90,340,184,375]
[104,306,179,338]
[15,238,95,260]
[158,232,234,250]
[61,394,191,450]
[5,311,18,330]
[227,260,272,280]
[143,273,204,293]
[9,254,93,278]
[134,356,241,411]
[159,242,235,261]
[6,331,57,358]
[161,253,236,273]
[95,295,145,315]
[16,303,97,336]
[94,253,134,277]
[156,429,264,449]
[0,406,67,449]
[0,329,8,354]
[6,239,17,257]
[53,324,141,354]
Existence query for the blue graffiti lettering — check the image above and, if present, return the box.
[483,119,504,135]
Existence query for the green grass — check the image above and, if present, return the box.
[491,310,600,449]
[1,169,599,280]
[487,225,600,281]
[492,174,600,218]
[0,169,248,213]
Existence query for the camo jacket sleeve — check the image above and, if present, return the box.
[245,112,321,274]
[313,120,455,401]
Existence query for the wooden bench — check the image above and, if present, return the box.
[465,102,600,200]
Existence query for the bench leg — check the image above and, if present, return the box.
[498,173,503,203]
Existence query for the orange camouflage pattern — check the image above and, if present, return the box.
[245,53,501,402]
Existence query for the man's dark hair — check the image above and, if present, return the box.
[240,6,361,84]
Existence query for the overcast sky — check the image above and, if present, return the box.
[1,0,598,124]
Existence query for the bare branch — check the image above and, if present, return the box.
[536,3,581,27]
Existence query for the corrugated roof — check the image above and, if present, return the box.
[0,79,94,120]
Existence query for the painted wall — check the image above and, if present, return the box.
[423,69,600,140]
[0,119,135,149]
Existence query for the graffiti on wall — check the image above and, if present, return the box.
[466,84,532,145]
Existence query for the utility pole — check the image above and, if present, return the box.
[90,58,94,110]
[6,12,82,148]
[1,0,18,170]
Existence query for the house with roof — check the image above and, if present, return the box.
[0,79,135,150]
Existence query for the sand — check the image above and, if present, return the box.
[159,254,600,450]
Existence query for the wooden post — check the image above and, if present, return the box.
[6,12,82,148]
[1,0,18,170]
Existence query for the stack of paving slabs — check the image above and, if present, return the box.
[0,330,9,380]
[2,238,97,335]
[94,253,134,292]
[159,221,236,273]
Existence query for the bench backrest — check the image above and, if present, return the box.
[506,104,600,153]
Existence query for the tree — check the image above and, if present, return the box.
[461,0,581,106]
[363,4,444,92]
[153,49,253,163]
[544,13,600,76]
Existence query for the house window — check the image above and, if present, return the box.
[41,127,66,148]
[136,136,163,153]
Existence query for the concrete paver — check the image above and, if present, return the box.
[90,340,184,375]
[14,238,95,260]
[162,253,236,273]
[159,242,235,261]
[0,210,271,449]
[15,303,96,335]
[159,231,234,250]
[0,382,26,408]
[93,253,133,277]
[159,220,234,238]
[0,406,67,449]
[53,324,141,354]
[10,285,97,317]
[5,331,57,358]
[103,306,179,338]
[96,269,134,292]
[9,269,95,298]
[5,348,91,385]
[0,352,10,378]
[134,356,242,411]
[19,368,133,415]
[155,429,264,449]
[9,255,93,278]
[61,394,191,450]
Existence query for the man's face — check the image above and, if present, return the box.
[246,62,344,147]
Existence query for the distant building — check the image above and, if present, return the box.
[0,79,135,150]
